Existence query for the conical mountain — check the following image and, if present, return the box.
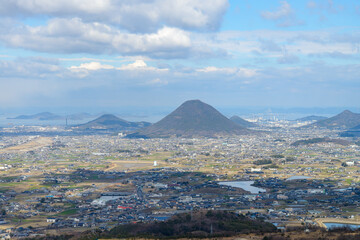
[230,115,258,128]
[75,114,150,130]
[127,100,254,138]
[304,110,360,129]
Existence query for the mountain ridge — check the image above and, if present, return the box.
[303,110,360,129]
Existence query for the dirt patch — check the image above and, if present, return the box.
[0,137,53,153]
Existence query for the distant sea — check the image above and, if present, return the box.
[0,114,165,128]
[0,116,91,128]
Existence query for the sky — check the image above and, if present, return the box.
[0,0,360,114]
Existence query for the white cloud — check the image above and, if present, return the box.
[0,57,61,78]
[200,30,360,60]
[261,1,303,27]
[118,60,156,71]
[0,0,111,15]
[60,57,116,62]
[261,1,293,20]
[69,60,169,76]
[117,59,169,72]
[197,66,257,78]
[1,57,360,108]
[120,60,147,69]
[0,18,192,58]
[0,0,229,32]
[70,62,114,71]
[112,27,192,57]
[237,68,258,78]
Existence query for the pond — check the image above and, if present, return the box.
[286,176,311,181]
[324,222,360,230]
[218,181,266,194]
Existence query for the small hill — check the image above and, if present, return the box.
[78,211,276,239]
[295,115,328,122]
[74,114,151,131]
[303,110,360,129]
[8,112,62,120]
[127,100,254,138]
[291,137,351,147]
[340,123,360,137]
[230,115,258,127]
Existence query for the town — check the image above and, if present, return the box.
[0,119,359,238]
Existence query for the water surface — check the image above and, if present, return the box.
[219,181,266,194]
[286,176,311,181]
[324,222,360,230]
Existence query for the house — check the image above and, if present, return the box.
[46,218,57,223]
[346,161,355,166]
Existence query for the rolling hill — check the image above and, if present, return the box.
[230,115,258,128]
[303,110,360,129]
[74,114,151,131]
[340,123,360,137]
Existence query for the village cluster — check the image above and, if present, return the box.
[0,119,359,238]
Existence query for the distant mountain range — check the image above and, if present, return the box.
[74,114,151,131]
[127,100,255,138]
[295,115,328,122]
[8,112,94,121]
[303,110,360,129]
[230,115,258,128]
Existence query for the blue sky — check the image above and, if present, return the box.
[0,0,359,113]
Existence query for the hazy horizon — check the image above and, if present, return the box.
[1,104,360,126]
